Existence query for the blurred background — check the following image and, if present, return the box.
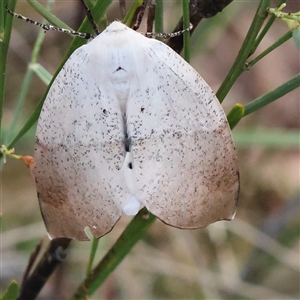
[2,0,299,299]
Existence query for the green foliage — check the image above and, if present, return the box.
[0,281,19,300]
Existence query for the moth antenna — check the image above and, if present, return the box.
[6,5,93,39]
[79,0,101,35]
[143,23,193,39]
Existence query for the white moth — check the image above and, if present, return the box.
[33,21,239,240]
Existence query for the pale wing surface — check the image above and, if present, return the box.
[34,40,129,240]
[126,39,239,228]
[34,22,239,239]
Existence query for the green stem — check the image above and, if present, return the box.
[247,31,292,69]
[250,0,286,54]
[227,72,299,130]
[154,0,164,34]
[7,1,53,143]
[30,63,52,85]
[85,0,93,8]
[0,0,17,143]
[71,209,156,300]
[27,0,72,30]
[86,237,100,276]
[216,0,270,103]
[244,73,300,116]
[250,15,276,55]
[182,0,190,62]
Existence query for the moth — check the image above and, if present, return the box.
[32,21,239,240]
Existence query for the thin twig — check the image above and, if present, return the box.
[17,238,72,300]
